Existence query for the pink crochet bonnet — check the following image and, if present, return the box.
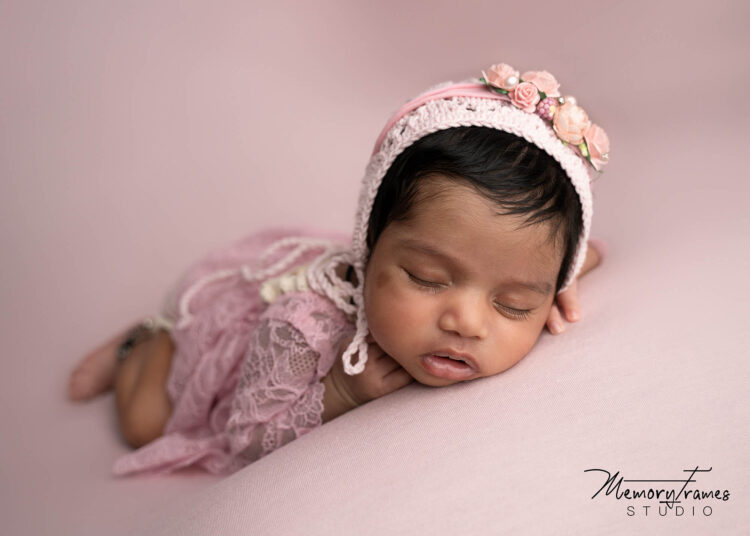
[175,62,610,376]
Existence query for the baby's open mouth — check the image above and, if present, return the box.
[434,353,470,366]
[430,351,478,370]
[420,352,479,380]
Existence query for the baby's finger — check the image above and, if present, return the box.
[368,342,387,361]
[375,352,404,374]
[546,304,565,335]
[556,279,580,323]
[381,366,415,392]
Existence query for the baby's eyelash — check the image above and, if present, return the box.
[494,303,532,320]
[405,271,444,293]
[406,269,534,319]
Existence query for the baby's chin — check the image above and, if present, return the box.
[406,365,480,388]
[415,376,465,387]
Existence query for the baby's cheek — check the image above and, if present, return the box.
[367,286,405,332]
[366,280,424,350]
[502,323,547,369]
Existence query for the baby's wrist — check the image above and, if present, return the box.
[321,372,358,423]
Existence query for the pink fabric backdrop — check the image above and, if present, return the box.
[1,0,748,534]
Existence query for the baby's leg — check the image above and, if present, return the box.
[114,330,174,448]
[68,327,134,401]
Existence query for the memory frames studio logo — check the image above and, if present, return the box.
[584,466,731,517]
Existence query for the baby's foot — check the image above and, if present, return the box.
[68,330,129,401]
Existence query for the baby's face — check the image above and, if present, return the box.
[363,175,563,387]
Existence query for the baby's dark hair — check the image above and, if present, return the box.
[366,126,583,293]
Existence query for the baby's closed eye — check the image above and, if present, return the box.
[406,270,445,287]
[404,267,537,320]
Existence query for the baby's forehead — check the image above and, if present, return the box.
[393,212,561,286]
[408,175,545,227]
[407,173,475,207]
[408,178,561,240]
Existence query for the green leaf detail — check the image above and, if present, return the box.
[480,78,509,95]
[579,142,590,158]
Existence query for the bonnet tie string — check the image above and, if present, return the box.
[307,247,370,375]
[175,237,341,330]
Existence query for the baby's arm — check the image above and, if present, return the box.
[321,373,356,423]
[226,315,331,464]
[225,291,413,461]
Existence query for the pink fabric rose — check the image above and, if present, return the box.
[482,63,520,91]
[520,70,560,97]
[584,123,610,170]
[552,102,591,145]
[509,82,541,113]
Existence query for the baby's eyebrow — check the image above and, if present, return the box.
[397,238,554,296]
[504,278,554,296]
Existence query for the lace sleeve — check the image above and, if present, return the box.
[224,316,327,466]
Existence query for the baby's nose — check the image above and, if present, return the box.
[437,291,488,339]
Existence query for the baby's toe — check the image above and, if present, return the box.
[68,364,98,400]
[68,371,92,400]
[67,348,117,401]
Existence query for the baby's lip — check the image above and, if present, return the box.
[424,348,480,373]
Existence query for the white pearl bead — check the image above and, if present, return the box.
[259,280,281,303]
[505,76,518,88]
[295,270,309,291]
[278,275,296,293]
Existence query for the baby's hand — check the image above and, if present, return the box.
[546,239,604,335]
[321,333,414,422]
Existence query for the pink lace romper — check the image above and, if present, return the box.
[112,226,355,476]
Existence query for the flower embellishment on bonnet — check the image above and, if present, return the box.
[481,63,610,171]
